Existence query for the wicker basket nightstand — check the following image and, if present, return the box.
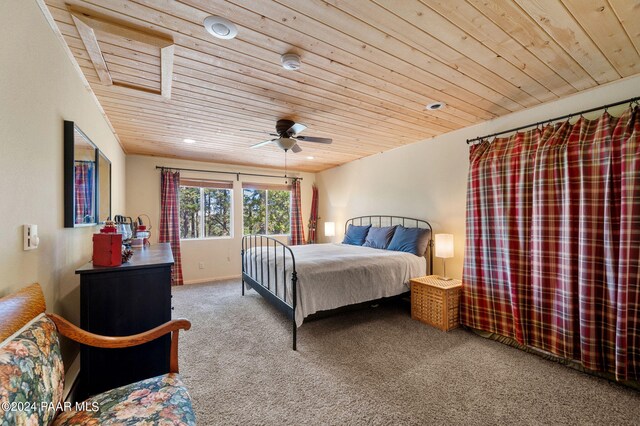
[410,275,462,331]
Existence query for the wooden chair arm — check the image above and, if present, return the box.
[47,313,191,373]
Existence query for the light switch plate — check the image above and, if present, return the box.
[24,224,39,250]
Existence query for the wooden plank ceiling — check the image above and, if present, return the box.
[44,0,640,173]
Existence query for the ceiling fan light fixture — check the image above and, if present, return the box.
[276,137,297,150]
[183,138,195,144]
[204,16,238,40]
[425,102,446,111]
[281,53,301,71]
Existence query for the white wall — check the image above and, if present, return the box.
[126,155,315,283]
[0,0,126,362]
[316,75,640,280]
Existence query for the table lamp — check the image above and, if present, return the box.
[435,234,454,281]
[324,222,335,242]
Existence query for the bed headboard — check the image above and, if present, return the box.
[344,215,433,275]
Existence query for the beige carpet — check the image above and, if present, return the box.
[172,280,639,425]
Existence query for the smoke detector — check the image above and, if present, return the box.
[204,16,238,40]
[425,102,446,111]
[281,53,301,71]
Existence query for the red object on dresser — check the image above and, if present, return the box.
[93,228,122,267]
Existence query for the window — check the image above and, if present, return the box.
[243,183,290,235]
[179,179,232,240]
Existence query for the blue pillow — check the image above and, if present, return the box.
[387,226,430,256]
[342,224,371,245]
[362,226,397,249]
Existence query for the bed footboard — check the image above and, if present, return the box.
[241,235,298,350]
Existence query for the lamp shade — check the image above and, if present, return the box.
[435,234,454,258]
[324,221,335,237]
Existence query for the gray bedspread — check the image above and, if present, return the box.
[244,243,426,327]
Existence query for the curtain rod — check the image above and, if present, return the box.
[155,166,302,181]
[466,96,640,145]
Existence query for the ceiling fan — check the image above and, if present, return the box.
[247,119,332,153]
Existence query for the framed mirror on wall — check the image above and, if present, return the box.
[97,151,112,223]
[64,121,112,228]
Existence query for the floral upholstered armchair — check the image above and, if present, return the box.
[0,283,195,425]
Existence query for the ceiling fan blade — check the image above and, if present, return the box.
[250,139,275,149]
[291,143,302,153]
[294,135,332,144]
[287,122,307,136]
[240,129,279,137]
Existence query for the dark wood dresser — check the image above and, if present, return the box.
[75,243,173,399]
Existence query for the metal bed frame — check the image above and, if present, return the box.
[241,215,434,350]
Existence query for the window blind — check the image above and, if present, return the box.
[180,178,233,189]
[241,182,291,191]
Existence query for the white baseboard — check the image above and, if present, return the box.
[184,274,241,285]
[64,354,80,402]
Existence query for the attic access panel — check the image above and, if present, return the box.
[69,5,174,98]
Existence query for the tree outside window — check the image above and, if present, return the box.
[203,188,232,237]
[179,187,201,239]
[180,182,232,240]
[243,189,266,234]
[243,187,290,235]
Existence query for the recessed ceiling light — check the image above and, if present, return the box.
[425,102,446,111]
[183,138,195,144]
[204,16,238,40]
[306,156,314,160]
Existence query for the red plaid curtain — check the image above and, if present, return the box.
[307,185,318,243]
[462,106,640,381]
[74,162,94,224]
[290,178,305,245]
[159,170,184,286]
